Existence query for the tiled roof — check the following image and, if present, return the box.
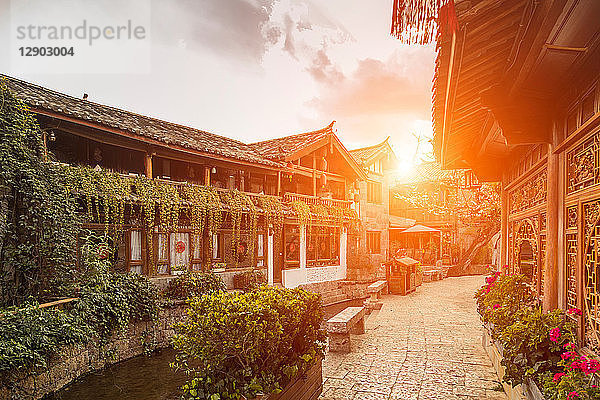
[349,137,391,164]
[1,75,282,168]
[396,161,454,185]
[249,122,334,161]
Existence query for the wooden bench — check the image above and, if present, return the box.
[365,280,387,311]
[325,306,366,353]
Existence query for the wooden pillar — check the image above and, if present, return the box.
[277,171,281,196]
[500,185,509,269]
[204,166,211,186]
[144,153,153,179]
[544,143,559,311]
[312,154,317,196]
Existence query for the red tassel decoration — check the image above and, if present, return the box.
[391,0,459,45]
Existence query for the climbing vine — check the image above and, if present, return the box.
[221,190,258,265]
[291,201,310,227]
[259,195,284,232]
[0,78,81,305]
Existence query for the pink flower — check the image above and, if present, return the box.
[562,351,577,360]
[567,308,583,316]
[550,327,561,342]
[567,391,580,400]
[564,342,576,350]
[493,304,501,309]
[553,372,565,383]
[586,359,600,374]
[570,361,582,371]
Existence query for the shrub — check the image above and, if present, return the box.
[499,307,576,386]
[73,269,159,344]
[164,271,226,300]
[541,344,600,400]
[475,272,535,337]
[0,302,89,372]
[171,286,326,399]
[232,269,266,291]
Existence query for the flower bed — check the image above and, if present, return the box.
[476,271,600,400]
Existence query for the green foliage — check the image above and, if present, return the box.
[259,196,284,232]
[541,352,600,400]
[475,273,535,338]
[164,271,226,300]
[171,286,326,399]
[0,302,89,373]
[0,78,81,305]
[232,269,267,291]
[221,190,258,266]
[475,272,577,388]
[498,308,576,387]
[291,201,310,227]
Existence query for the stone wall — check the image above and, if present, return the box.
[0,303,187,400]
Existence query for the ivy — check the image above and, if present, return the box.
[0,78,81,304]
[291,201,310,227]
[221,190,258,266]
[259,195,284,232]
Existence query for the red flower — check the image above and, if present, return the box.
[549,327,561,342]
[562,351,577,360]
[553,372,565,383]
[493,304,501,309]
[567,391,580,400]
[567,307,583,316]
[564,342,576,350]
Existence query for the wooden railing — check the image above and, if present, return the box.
[283,193,352,209]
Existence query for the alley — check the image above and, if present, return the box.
[320,276,507,400]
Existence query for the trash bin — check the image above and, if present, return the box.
[387,256,418,295]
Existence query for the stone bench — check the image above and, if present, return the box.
[365,280,387,311]
[325,306,366,353]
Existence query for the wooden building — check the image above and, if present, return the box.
[2,75,364,289]
[421,0,600,352]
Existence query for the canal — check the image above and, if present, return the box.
[47,297,364,400]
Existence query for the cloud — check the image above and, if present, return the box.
[152,0,278,65]
[308,47,435,118]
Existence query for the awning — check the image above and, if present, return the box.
[399,224,441,234]
[389,215,416,230]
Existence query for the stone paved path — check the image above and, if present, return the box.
[320,276,507,400]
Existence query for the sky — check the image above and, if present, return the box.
[0,0,435,173]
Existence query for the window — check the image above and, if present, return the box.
[211,233,223,261]
[566,108,578,135]
[170,232,190,275]
[307,226,340,266]
[156,233,169,274]
[367,231,381,254]
[128,230,143,274]
[367,181,382,204]
[284,225,300,268]
[191,234,202,271]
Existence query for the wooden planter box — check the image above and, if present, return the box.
[261,357,323,400]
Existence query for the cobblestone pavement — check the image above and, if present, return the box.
[320,276,507,400]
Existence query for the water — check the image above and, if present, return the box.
[49,298,364,400]
[46,348,186,400]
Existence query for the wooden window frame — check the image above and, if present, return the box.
[367,231,381,254]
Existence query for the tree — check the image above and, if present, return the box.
[395,167,501,273]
